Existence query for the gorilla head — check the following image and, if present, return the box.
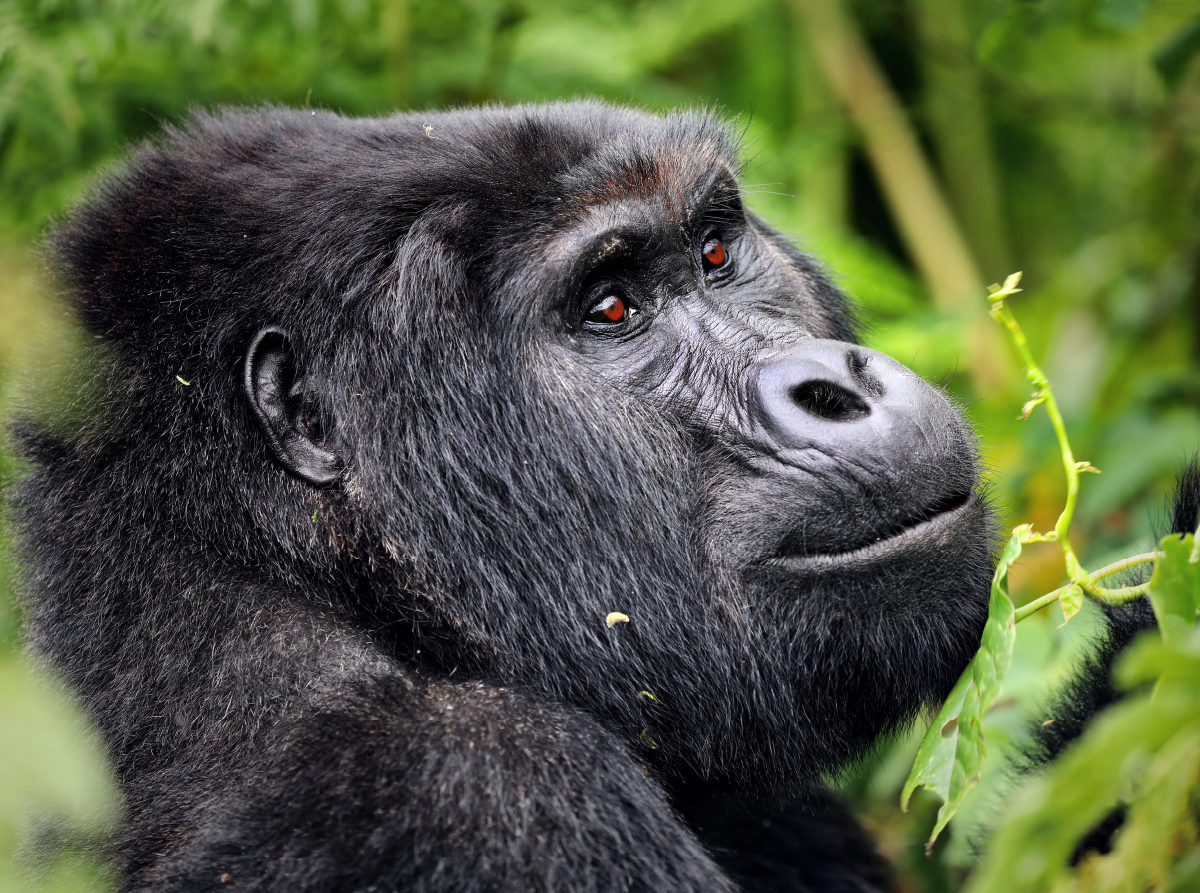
[28,103,994,814]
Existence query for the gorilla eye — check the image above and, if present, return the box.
[585,294,633,325]
[702,238,727,270]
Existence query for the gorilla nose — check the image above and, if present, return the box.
[748,341,976,552]
[750,340,960,464]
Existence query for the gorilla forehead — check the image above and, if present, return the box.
[387,102,742,242]
[458,103,740,209]
[439,106,746,307]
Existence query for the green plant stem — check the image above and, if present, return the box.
[990,281,1153,605]
[1013,584,1072,623]
[1013,552,1161,622]
[988,302,1080,554]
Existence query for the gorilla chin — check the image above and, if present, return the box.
[16,101,998,892]
[735,496,995,786]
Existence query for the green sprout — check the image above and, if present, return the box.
[901,272,1178,848]
[988,272,1156,611]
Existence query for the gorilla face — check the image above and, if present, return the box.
[282,108,999,789]
[55,103,995,795]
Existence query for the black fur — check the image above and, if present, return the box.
[12,103,998,891]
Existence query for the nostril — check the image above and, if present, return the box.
[847,350,885,398]
[790,380,871,422]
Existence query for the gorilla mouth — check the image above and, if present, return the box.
[770,491,977,573]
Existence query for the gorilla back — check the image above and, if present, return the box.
[13,103,997,891]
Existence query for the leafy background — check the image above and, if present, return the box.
[2,1,1200,890]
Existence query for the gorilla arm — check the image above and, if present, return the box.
[116,605,737,893]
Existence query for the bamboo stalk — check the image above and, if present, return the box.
[791,0,983,310]
[911,0,1012,280]
[787,6,849,234]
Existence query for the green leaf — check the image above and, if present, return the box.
[899,660,973,810]
[1092,727,1200,892]
[901,527,1020,845]
[986,270,1023,302]
[1148,534,1200,647]
[1117,629,1200,690]
[970,603,1200,892]
[967,692,1200,893]
[1057,583,1083,628]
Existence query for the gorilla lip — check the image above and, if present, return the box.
[768,494,979,573]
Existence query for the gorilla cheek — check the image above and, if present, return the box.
[684,340,998,766]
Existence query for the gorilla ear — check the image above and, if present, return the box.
[244,327,343,487]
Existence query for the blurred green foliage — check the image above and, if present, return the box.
[968,533,1200,892]
[3,0,1200,889]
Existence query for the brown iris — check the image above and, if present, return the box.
[586,295,627,324]
[703,238,726,268]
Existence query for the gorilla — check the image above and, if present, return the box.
[12,103,1001,891]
